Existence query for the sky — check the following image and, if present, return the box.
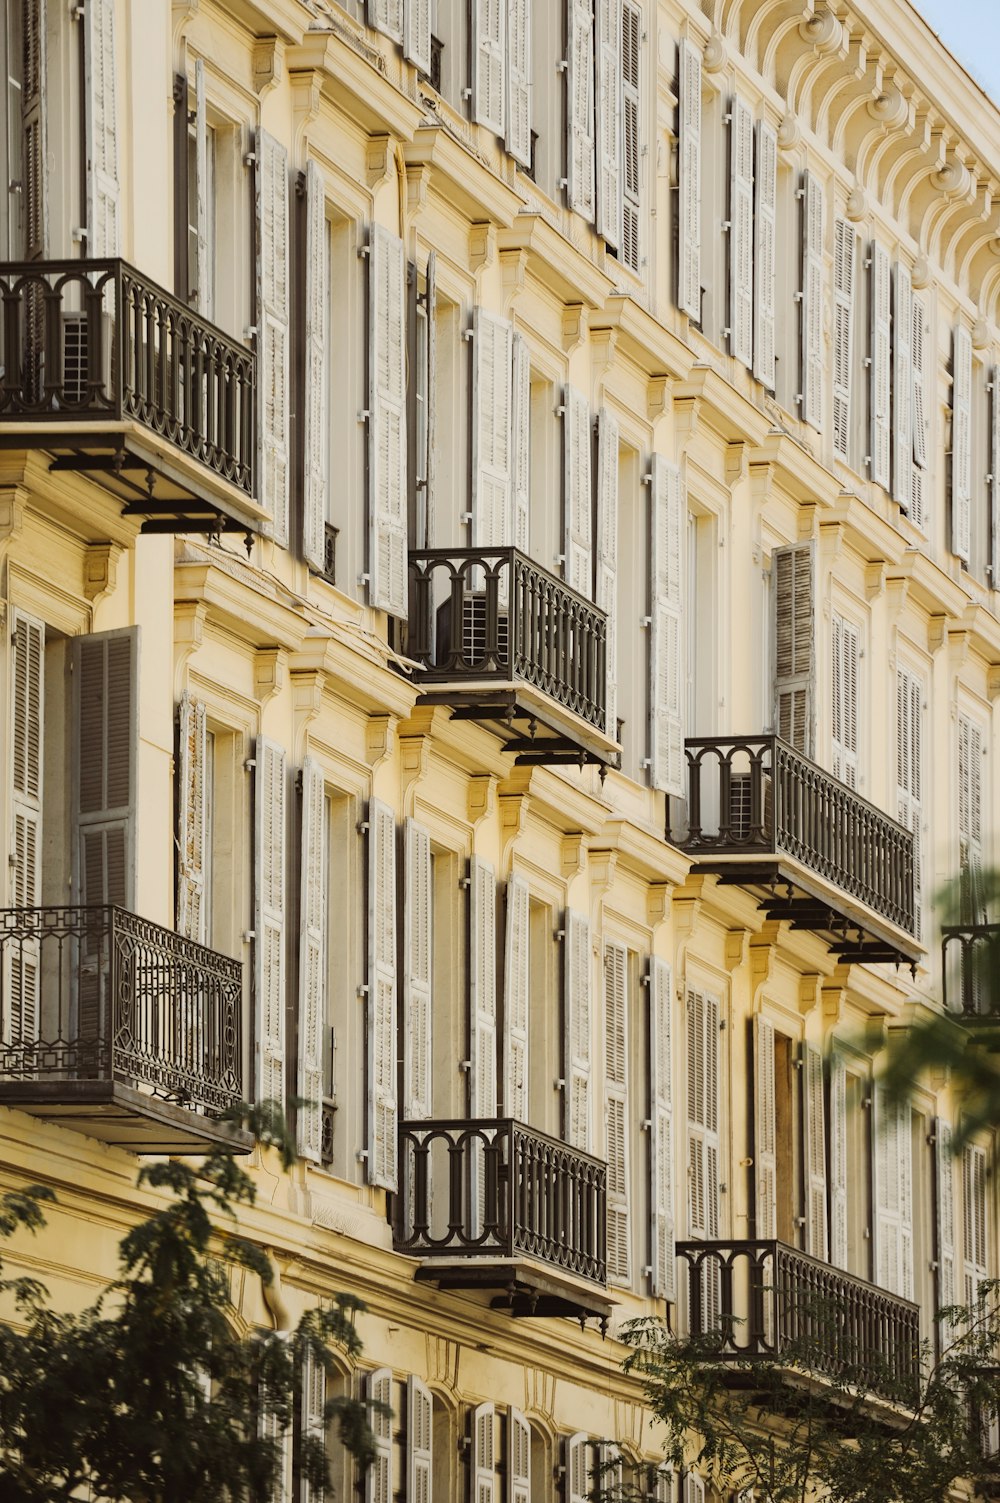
[909,0,1000,101]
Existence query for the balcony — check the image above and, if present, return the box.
[0,259,261,538]
[393,1118,613,1325]
[942,923,1000,1024]
[676,1239,920,1407]
[403,548,618,768]
[671,736,919,965]
[0,906,249,1153]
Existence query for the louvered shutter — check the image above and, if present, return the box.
[405,0,432,76]
[301,1348,327,1503]
[472,1402,495,1503]
[800,171,823,429]
[368,224,408,615]
[566,1433,590,1503]
[687,988,720,1242]
[177,692,208,944]
[256,131,290,546]
[424,251,437,542]
[829,1051,848,1269]
[831,613,859,789]
[508,1407,530,1503]
[677,38,701,319]
[564,910,592,1152]
[367,801,398,1189]
[192,60,211,317]
[605,941,631,1285]
[597,1442,623,1498]
[596,0,622,249]
[963,1143,988,1307]
[803,1044,828,1259]
[73,630,137,912]
[21,0,46,259]
[7,611,43,1045]
[992,364,1000,584]
[367,1368,394,1503]
[752,120,777,388]
[595,408,619,736]
[303,161,329,572]
[893,262,914,509]
[683,1471,706,1503]
[935,1119,956,1313]
[407,1376,433,1503]
[473,0,506,136]
[868,241,891,487]
[650,454,684,796]
[84,0,119,255]
[564,387,593,596]
[368,0,403,44]
[469,857,498,1118]
[729,96,754,369]
[511,332,531,555]
[832,218,855,462]
[952,323,973,562]
[566,0,596,221]
[873,1086,913,1298]
[753,1015,777,1238]
[260,1401,292,1503]
[896,666,923,940]
[649,957,675,1300]
[298,759,327,1161]
[404,819,433,1120]
[621,2,641,274]
[910,296,929,528]
[503,875,530,1120]
[472,309,513,550]
[255,738,287,1109]
[958,714,985,924]
[772,543,814,755]
[506,0,531,166]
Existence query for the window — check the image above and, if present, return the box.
[616,443,648,780]
[958,711,987,924]
[697,89,725,345]
[842,1066,872,1280]
[527,897,559,1134]
[686,508,716,737]
[327,210,364,598]
[830,609,861,789]
[896,664,924,940]
[605,940,632,1286]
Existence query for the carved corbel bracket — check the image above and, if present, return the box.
[749,921,781,997]
[500,247,528,304]
[254,646,287,706]
[591,327,618,374]
[864,559,887,601]
[725,928,750,974]
[425,1334,460,1392]
[863,1015,888,1055]
[365,712,397,772]
[647,373,670,421]
[673,394,699,449]
[673,876,707,948]
[777,112,801,154]
[562,833,589,881]
[987,665,1000,704]
[798,502,819,542]
[845,184,869,222]
[819,518,844,559]
[927,614,947,655]
[562,303,587,355]
[647,883,671,931]
[289,68,322,134]
[366,135,393,191]
[467,772,496,829]
[724,442,749,487]
[173,600,207,697]
[948,627,971,670]
[799,974,822,1017]
[252,36,282,96]
[822,982,847,1027]
[405,162,431,218]
[399,733,431,817]
[884,575,909,617]
[291,668,325,727]
[748,461,774,510]
[83,542,121,605]
[470,222,496,273]
[499,790,531,860]
[0,484,27,544]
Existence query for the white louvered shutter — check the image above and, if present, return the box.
[20,0,47,260]
[508,1407,531,1503]
[653,1466,673,1502]
[301,1348,327,1503]
[298,758,326,1162]
[677,38,701,319]
[73,630,138,913]
[470,857,498,1118]
[729,96,754,369]
[831,613,859,789]
[649,957,675,1301]
[407,1376,433,1503]
[177,693,208,944]
[958,713,985,925]
[564,910,592,1152]
[260,1401,292,1503]
[369,224,408,615]
[255,739,286,1109]
[566,0,596,221]
[992,364,1000,583]
[869,241,891,488]
[772,542,814,755]
[404,0,432,76]
[472,1402,496,1503]
[503,875,530,1120]
[963,1143,988,1307]
[404,819,433,1120]
[650,454,684,796]
[596,408,619,736]
[605,941,631,1285]
[369,0,403,44]
[753,120,777,388]
[367,1368,394,1503]
[303,161,329,572]
[367,801,398,1189]
[564,387,593,596]
[596,0,622,249]
[255,132,290,546]
[896,666,923,940]
[935,1119,956,1313]
[473,309,514,550]
[423,252,437,543]
[192,60,210,317]
[873,1086,912,1298]
[566,1433,590,1503]
[893,261,914,509]
[832,218,855,463]
[597,1443,623,1498]
[473,0,505,137]
[84,0,119,255]
[911,296,929,529]
[621,2,641,274]
[683,1471,706,1503]
[687,988,720,1243]
[952,324,973,561]
[803,1044,828,1259]
[800,171,824,429]
[753,1015,777,1238]
[511,332,531,555]
[829,1051,848,1269]
[506,0,531,166]
[7,612,43,1045]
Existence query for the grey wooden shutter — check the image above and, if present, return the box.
[911,295,929,529]
[803,1043,828,1259]
[404,818,433,1121]
[605,940,631,1285]
[564,909,592,1151]
[595,408,619,735]
[369,224,408,615]
[649,957,675,1301]
[958,713,985,921]
[511,331,531,554]
[473,308,514,549]
[367,800,398,1189]
[177,692,208,944]
[300,1348,327,1503]
[20,0,46,259]
[677,38,702,319]
[472,1402,496,1503]
[992,363,1000,584]
[369,0,403,44]
[951,325,973,562]
[367,1368,394,1503]
[563,386,593,596]
[752,120,777,388]
[506,0,531,166]
[753,1015,777,1238]
[407,1375,433,1503]
[873,1086,912,1298]
[831,613,859,789]
[596,0,622,249]
[192,60,211,317]
[566,1433,590,1503]
[684,1478,706,1503]
[7,611,44,1044]
[254,737,287,1110]
[829,1050,848,1269]
[508,1406,530,1503]
[935,1118,956,1312]
[650,454,684,796]
[729,95,754,369]
[832,218,855,463]
[424,251,437,544]
[298,757,327,1162]
[963,1143,988,1306]
[256,130,290,546]
[84,0,120,255]
[404,0,432,76]
[621,2,641,274]
[772,542,815,755]
[869,241,892,488]
[473,0,506,136]
[566,0,596,221]
[896,665,923,940]
[893,261,914,509]
[800,170,823,429]
[686,987,720,1240]
[469,856,498,1118]
[303,161,329,573]
[73,629,138,911]
[503,875,530,1120]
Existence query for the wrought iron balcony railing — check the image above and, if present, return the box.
[0,259,255,497]
[942,923,1000,1017]
[405,548,608,735]
[0,906,243,1119]
[676,1239,920,1405]
[394,1117,608,1288]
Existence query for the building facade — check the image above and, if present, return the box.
[1,0,999,1495]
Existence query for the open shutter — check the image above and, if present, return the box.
[596,0,622,248]
[506,0,531,165]
[368,801,398,1189]
[621,1,641,273]
[832,218,855,462]
[473,0,506,136]
[367,1368,394,1503]
[753,120,777,388]
[829,1051,848,1269]
[192,60,211,317]
[503,875,530,1120]
[935,1119,956,1313]
[7,611,43,1044]
[84,0,119,255]
[683,1471,706,1503]
[803,1044,828,1259]
[873,1085,912,1298]
[472,308,513,549]
[958,714,985,925]
[21,0,46,259]
[508,1407,530,1503]
[896,665,923,940]
[566,1433,590,1503]
[177,692,208,944]
[472,1402,495,1503]
[869,241,891,487]
[407,1375,433,1503]
[992,364,1000,584]
[687,988,720,1242]
[753,1015,776,1238]
[677,38,701,319]
[260,1402,292,1503]
[653,1467,674,1502]
[597,1443,623,1498]
[911,295,929,528]
[405,0,432,75]
[369,224,408,614]
[74,630,137,913]
[424,251,437,543]
[469,857,497,1118]
[831,613,859,789]
[800,170,823,429]
[564,910,592,1152]
[563,387,593,596]
[256,130,290,546]
[650,454,684,796]
[893,261,914,509]
[303,161,329,572]
[511,332,531,554]
[255,738,286,1109]
[298,758,327,1161]
[404,819,433,1120]
[649,957,675,1300]
[963,1143,988,1306]
[729,96,754,369]
[951,324,973,562]
[595,408,619,736]
[368,0,403,44]
[566,0,596,221]
[301,1349,327,1503]
[772,542,814,755]
[605,941,631,1285]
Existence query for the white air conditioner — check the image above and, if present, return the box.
[60,310,114,408]
[434,590,509,671]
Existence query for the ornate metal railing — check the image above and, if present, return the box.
[676,1240,920,1404]
[0,906,242,1114]
[0,259,255,495]
[678,736,916,936]
[395,1117,607,1287]
[942,923,1000,1016]
[405,549,608,732]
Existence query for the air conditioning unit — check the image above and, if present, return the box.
[728,771,771,843]
[60,311,114,408]
[434,590,509,671]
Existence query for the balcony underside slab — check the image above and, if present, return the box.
[0,1079,253,1154]
[416,684,620,769]
[411,1255,616,1325]
[707,1360,918,1431]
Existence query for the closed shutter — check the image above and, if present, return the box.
[991,364,1000,584]
[595,408,619,735]
[367,1368,394,1503]
[21,0,46,259]
[423,251,437,543]
[605,941,631,1285]
[506,0,531,166]
[935,1119,956,1312]
[752,120,777,388]
[472,1402,495,1503]
[911,295,929,529]
[301,1348,327,1503]
[177,692,208,944]
[298,758,327,1162]
[566,1433,590,1503]
[84,0,119,255]
[963,1143,988,1307]
[649,957,675,1301]
[472,308,513,550]
[753,1015,776,1238]
[368,0,403,44]
[7,611,44,1044]
[563,387,593,596]
[800,171,824,429]
[893,261,914,509]
[503,875,530,1120]
[832,218,855,462]
[564,909,592,1152]
[958,714,985,924]
[952,323,973,562]
[772,542,814,755]
[508,1407,530,1503]
[256,130,290,546]
[367,800,398,1189]
[677,38,701,319]
[404,819,433,1120]
[469,856,498,1118]
[687,988,720,1242]
[192,60,210,317]
[896,666,923,940]
[511,332,531,555]
[255,738,287,1110]
[829,1051,848,1269]
[303,161,329,572]
[407,1375,433,1503]
[473,0,505,136]
[729,96,754,369]
[650,454,684,796]
[73,629,138,912]
[868,241,891,487]
[831,613,859,789]
[566,0,596,221]
[803,1044,828,1259]
[873,1086,913,1298]
[369,224,408,615]
[621,2,641,274]
[596,0,622,249]
[405,0,432,76]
